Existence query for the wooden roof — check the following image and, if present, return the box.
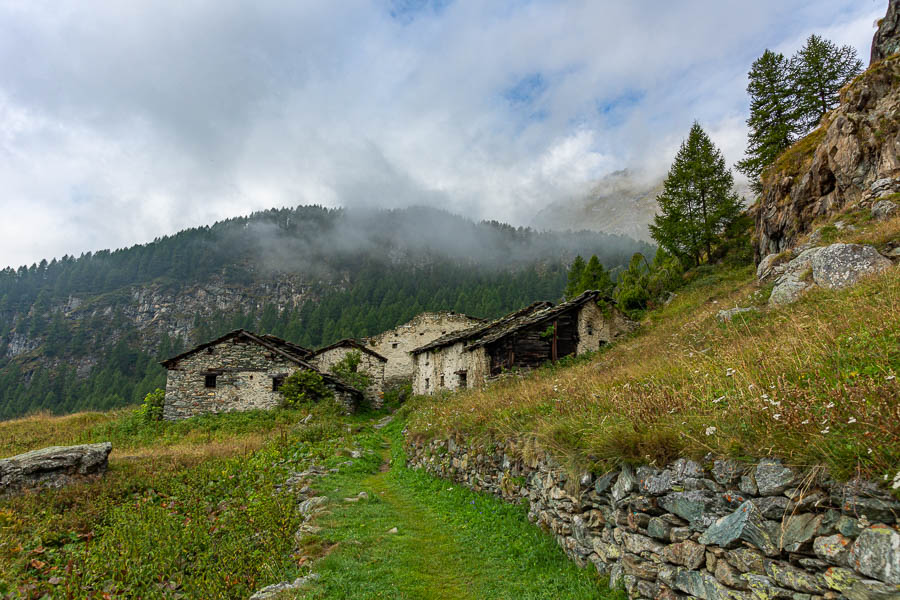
[410,301,553,355]
[312,339,388,362]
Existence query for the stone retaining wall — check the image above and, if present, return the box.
[406,437,900,600]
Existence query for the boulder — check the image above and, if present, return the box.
[872,198,898,220]
[716,307,756,323]
[698,500,780,556]
[0,442,112,495]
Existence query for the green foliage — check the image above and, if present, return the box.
[280,370,334,408]
[736,50,798,192]
[564,254,615,300]
[790,34,863,131]
[614,253,651,314]
[649,122,744,266]
[539,324,557,340]
[329,350,372,392]
[135,387,165,423]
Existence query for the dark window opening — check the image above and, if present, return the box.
[587,326,594,336]
[440,374,445,387]
[425,378,430,390]
[392,343,398,349]
[458,371,467,388]
[272,375,286,392]
[206,347,214,354]
[204,374,217,388]
[598,340,607,350]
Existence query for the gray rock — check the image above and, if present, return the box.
[712,459,743,486]
[780,513,823,552]
[725,548,766,574]
[0,442,112,495]
[639,467,675,495]
[810,244,893,290]
[717,307,756,323]
[832,480,900,524]
[752,496,790,519]
[739,473,759,496]
[846,580,900,600]
[813,534,853,566]
[755,459,797,496]
[769,247,821,306]
[764,560,826,593]
[849,525,900,584]
[611,464,636,503]
[658,491,724,526]
[742,574,794,599]
[622,531,665,555]
[249,574,319,599]
[757,253,782,281]
[593,471,616,494]
[298,496,329,516]
[872,199,899,220]
[649,516,673,541]
[698,500,780,556]
[662,540,706,570]
[715,559,749,589]
[672,567,750,600]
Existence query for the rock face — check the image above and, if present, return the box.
[0,442,112,495]
[754,48,900,260]
[407,437,900,600]
[873,0,900,64]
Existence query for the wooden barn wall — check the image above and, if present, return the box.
[486,312,579,375]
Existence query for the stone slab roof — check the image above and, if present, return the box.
[312,339,388,362]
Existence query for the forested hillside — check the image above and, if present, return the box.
[0,205,652,419]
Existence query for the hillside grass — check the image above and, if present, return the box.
[1,404,618,599]
[407,234,900,483]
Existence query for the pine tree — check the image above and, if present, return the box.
[564,255,586,299]
[736,50,797,192]
[650,122,743,266]
[578,255,615,297]
[790,35,863,131]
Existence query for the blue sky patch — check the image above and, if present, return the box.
[389,0,454,23]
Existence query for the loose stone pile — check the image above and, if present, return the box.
[407,438,900,600]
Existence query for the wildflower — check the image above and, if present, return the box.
[712,396,725,404]
[773,414,782,421]
[847,417,857,424]
[887,375,896,382]
[705,426,717,436]
[801,419,810,425]
[762,394,769,400]
[867,448,873,455]
[725,368,736,377]
[893,471,900,490]
[820,427,830,434]
[826,402,835,409]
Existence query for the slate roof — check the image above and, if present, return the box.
[160,329,360,394]
[311,339,388,362]
[410,301,553,355]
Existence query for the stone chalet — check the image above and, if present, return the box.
[160,329,362,420]
[309,339,387,406]
[361,311,484,384]
[410,291,633,395]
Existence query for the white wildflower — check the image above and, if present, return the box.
[713,396,725,404]
[725,368,736,377]
[886,375,896,382]
[847,417,857,424]
[893,471,900,490]
[705,426,717,436]
[867,448,873,455]
[762,394,769,400]
[826,402,835,409]
[820,427,830,434]
[773,414,782,421]
[801,419,810,425]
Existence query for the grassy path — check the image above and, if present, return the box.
[297,435,619,600]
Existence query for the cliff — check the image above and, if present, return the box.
[755,5,900,259]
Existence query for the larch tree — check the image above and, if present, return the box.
[790,35,863,131]
[650,122,743,266]
[736,50,797,192]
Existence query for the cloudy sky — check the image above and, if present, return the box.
[0,0,884,269]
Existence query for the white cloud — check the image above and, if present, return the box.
[0,0,885,268]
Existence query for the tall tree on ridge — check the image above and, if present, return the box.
[790,34,863,131]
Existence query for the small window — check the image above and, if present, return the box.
[392,343,398,349]
[419,332,424,335]
[206,347,214,355]
[458,371,467,388]
[204,374,217,388]
[587,326,594,336]
[425,378,430,390]
[272,375,286,392]
[440,374,445,387]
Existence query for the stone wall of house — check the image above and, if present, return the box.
[310,346,386,407]
[407,436,900,600]
[163,338,297,420]
[364,312,483,384]
[411,341,490,396]
[576,302,633,354]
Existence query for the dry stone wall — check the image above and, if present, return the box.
[407,437,900,600]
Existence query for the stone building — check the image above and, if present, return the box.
[161,329,362,420]
[411,291,633,395]
[309,339,387,405]
[361,311,483,385]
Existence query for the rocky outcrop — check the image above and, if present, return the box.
[873,0,900,64]
[0,442,112,495]
[407,437,900,600]
[764,243,893,306]
[754,47,900,260]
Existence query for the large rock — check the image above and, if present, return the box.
[698,500,780,556]
[872,0,900,64]
[849,525,900,584]
[0,442,112,495]
[755,459,797,496]
[769,244,892,305]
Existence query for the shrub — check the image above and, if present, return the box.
[280,370,333,408]
[329,350,371,391]
[135,388,165,423]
